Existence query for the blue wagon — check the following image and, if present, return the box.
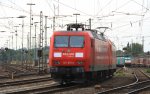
[117,56,125,67]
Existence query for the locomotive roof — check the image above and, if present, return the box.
[88,29,106,41]
[54,23,109,41]
[53,29,106,41]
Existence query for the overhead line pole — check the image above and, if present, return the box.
[34,22,38,64]
[89,18,91,29]
[27,3,35,69]
[142,36,144,52]
[17,15,26,69]
[14,26,19,51]
[11,32,13,62]
[27,3,35,50]
[45,16,48,69]
[10,32,14,50]
[14,26,19,63]
[38,11,44,73]
[53,5,56,31]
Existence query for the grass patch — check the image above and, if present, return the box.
[146,69,150,73]
[114,71,125,77]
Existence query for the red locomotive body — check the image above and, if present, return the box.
[49,24,116,84]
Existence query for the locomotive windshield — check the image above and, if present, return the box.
[54,36,84,47]
[70,36,84,47]
[54,36,69,47]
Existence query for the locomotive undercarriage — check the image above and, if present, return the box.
[50,67,85,84]
[50,67,116,84]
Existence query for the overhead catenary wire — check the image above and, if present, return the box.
[95,0,114,16]
[131,0,149,12]
[91,0,133,27]
[0,0,142,30]
[53,0,94,17]
[0,2,29,14]
[7,0,29,13]
[45,0,55,16]
[112,16,150,30]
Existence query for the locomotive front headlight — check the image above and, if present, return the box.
[54,61,60,64]
[75,52,83,57]
[54,52,62,57]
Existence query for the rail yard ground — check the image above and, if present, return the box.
[0,65,10,79]
[53,67,135,94]
[0,65,149,94]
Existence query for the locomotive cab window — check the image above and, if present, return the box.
[54,36,69,47]
[54,36,84,48]
[70,36,84,47]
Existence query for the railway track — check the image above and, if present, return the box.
[0,68,128,94]
[6,83,81,94]
[1,67,149,94]
[1,64,39,79]
[134,68,150,81]
[0,65,10,79]
[97,68,150,94]
[3,64,33,73]
[0,76,52,88]
[116,67,124,73]
[2,81,101,94]
[0,74,9,79]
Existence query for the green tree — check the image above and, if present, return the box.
[116,50,123,56]
[123,43,143,56]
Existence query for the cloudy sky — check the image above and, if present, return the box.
[0,0,150,52]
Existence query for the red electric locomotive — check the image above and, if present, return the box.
[49,24,116,84]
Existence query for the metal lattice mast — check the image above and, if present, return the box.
[40,11,43,49]
[27,3,35,50]
[38,11,44,73]
[44,16,48,69]
[45,16,47,49]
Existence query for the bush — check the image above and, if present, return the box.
[146,69,150,73]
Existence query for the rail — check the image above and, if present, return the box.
[0,77,52,87]
[97,68,150,94]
